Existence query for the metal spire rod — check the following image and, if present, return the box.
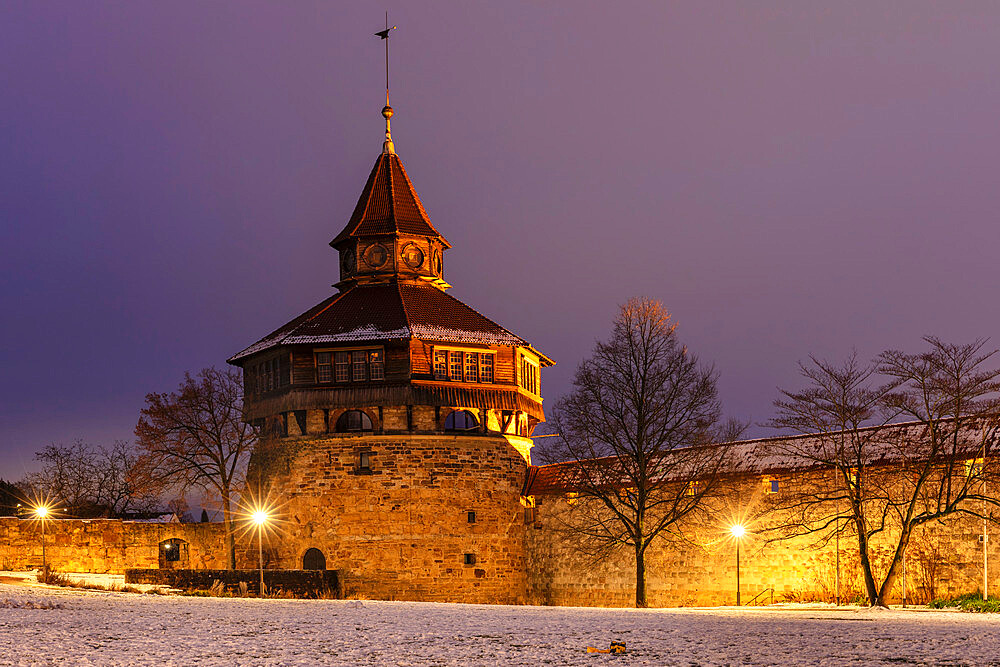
[375,13,397,106]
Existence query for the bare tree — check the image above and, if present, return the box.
[545,297,735,607]
[19,440,159,518]
[136,367,257,569]
[763,341,1000,607]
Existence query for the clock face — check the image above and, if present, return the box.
[401,243,424,269]
[341,249,355,274]
[364,244,389,269]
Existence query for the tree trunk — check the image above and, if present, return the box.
[855,524,882,607]
[876,526,913,607]
[635,544,647,608]
[222,492,236,570]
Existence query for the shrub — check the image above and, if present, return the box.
[929,592,1000,613]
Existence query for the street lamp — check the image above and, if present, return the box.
[33,503,52,575]
[252,509,270,597]
[731,524,746,606]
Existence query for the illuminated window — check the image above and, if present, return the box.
[369,350,384,381]
[465,352,479,382]
[335,352,350,382]
[434,350,448,379]
[519,356,539,394]
[479,354,494,383]
[316,352,332,383]
[764,478,779,494]
[966,458,984,477]
[445,410,479,432]
[685,481,701,497]
[566,492,579,505]
[449,351,463,380]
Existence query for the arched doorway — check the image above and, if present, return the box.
[303,547,326,570]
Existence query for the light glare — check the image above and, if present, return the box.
[730,524,746,538]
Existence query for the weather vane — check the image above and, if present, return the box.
[375,13,397,154]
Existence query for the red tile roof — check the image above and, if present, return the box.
[228,282,534,362]
[330,153,450,247]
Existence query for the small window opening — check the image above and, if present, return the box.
[336,410,373,433]
[445,410,479,432]
[464,553,477,566]
[358,451,372,472]
[467,511,476,524]
[770,479,780,494]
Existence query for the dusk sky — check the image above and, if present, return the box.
[3,2,1000,482]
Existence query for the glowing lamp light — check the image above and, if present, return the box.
[252,510,270,527]
[34,505,50,520]
[730,524,746,538]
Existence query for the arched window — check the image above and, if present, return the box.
[445,410,479,432]
[335,410,373,433]
[302,547,326,571]
[159,538,189,569]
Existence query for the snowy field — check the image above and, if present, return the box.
[1,576,999,666]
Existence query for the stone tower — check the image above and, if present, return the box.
[227,103,553,603]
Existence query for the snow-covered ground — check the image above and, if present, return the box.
[0,575,998,666]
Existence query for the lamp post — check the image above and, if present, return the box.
[34,504,51,574]
[731,524,746,606]
[252,509,269,597]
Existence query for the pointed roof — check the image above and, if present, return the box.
[227,282,552,363]
[330,153,450,248]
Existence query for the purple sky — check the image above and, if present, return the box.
[3,2,1000,482]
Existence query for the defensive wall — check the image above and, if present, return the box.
[0,517,227,573]
[524,471,997,607]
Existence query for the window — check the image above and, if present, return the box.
[465,352,479,382]
[479,354,494,383]
[449,351,463,380]
[335,352,350,382]
[524,506,537,524]
[352,350,367,381]
[316,352,332,383]
[358,451,371,471]
[434,350,448,379]
[434,348,496,384]
[519,355,539,394]
[966,458,984,477]
[336,410,373,433]
[463,553,477,566]
[467,511,476,524]
[163,541,180,562]
[369,350,384,381]
[765,478,779,494]
[685,481,701,497]
[445,410,479,432]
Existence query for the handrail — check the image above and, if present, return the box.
[744,587,774,606]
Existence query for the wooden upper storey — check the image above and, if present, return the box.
[227,147,553,423]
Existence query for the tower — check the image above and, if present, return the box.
[227,98,553,602]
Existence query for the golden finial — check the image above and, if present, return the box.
[382,104,395,155]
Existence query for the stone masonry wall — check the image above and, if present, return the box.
[0,518,227,573]
[244,432,530,604]
[526,472,999,607]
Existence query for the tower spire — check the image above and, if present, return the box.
[375,14,397,155]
